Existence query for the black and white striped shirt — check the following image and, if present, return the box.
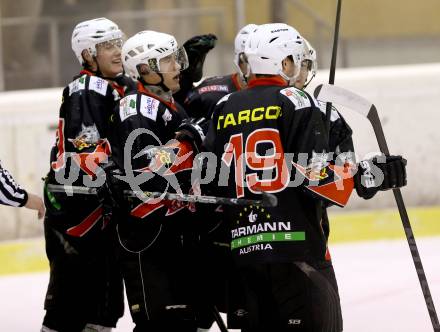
[0,161,28,207]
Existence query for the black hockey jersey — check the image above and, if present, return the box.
[109,83,197,217]
[109,82,198,251]
[49,70,132,183]
[183,73,242,120]
[110,82,189,171]
[205,76,355,265]
[45,70,132,237]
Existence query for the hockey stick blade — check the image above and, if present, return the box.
[124,190,278,208]
[314,83,440,331]
[212,305,229,332]
[314,84,388,154]
[315,84,371,117]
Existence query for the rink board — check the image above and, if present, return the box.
[1,206,440,276]
[2,237,439,331]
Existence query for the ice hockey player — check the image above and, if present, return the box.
[41,18,132,332]
[108,30,206,332]
[204,23,407,332]
[173,24,260,330]
[291,37,355,252]
[179,24,258,121]
[294,37,408,248]
[292,37,353,154]
[0,160,44,218]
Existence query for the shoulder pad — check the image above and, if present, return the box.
[185,89,197,102]
[197,75,230,87]
[216,93,231,106]
[204,75,225,84]
[68,74,87,96]
[279,87,311,110]
[139,95,160,121]
[315,99,340,122]
[119,94,137,122]
[88,76,109,96]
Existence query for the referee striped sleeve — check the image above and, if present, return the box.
[0,161,28,207]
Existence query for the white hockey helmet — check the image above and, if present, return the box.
[302,38,317,85]
[122,30,189,80]
[244,23,304,80]
[233,23,259,68]
[71,17,124,64]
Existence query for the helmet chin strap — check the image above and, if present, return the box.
[91,56,121,81]
[303,71,316,89]
[139,74,174,102]
[236,70,249,86]
[235,53,251,84]
[279,71,297,82]
[279,65,300,83]
[83,60,98,74]
[140,73,170,92]
[242,66,251,84]
[157,73,171,93]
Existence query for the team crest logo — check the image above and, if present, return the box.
[68,124,101,150]
[248,211,257,223]
[135,140,193,176]
[236,205,271,225]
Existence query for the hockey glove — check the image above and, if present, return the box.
[174,34,217,104]
[355,155,407,200]
[94,160,124,215]
[175,118,207,153]
[101,166,138,213]
[181,34,218,84]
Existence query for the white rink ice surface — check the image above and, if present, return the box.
[1,237,439,332]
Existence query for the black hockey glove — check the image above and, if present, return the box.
[113,73,137,94]
[354,155,407,200]
[182,34,218,84]
[95,161,122,212]
[100,165,136,212]
[174,34,217,104]
[175,118,207,153]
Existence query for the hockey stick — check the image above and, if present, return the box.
[314,83,440,331]
[211,305,229,332]
[46,184,278,207]
[46,184,98,195]
[318,0,343,270]
[325,0,343,138]
[124,190,278,208]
